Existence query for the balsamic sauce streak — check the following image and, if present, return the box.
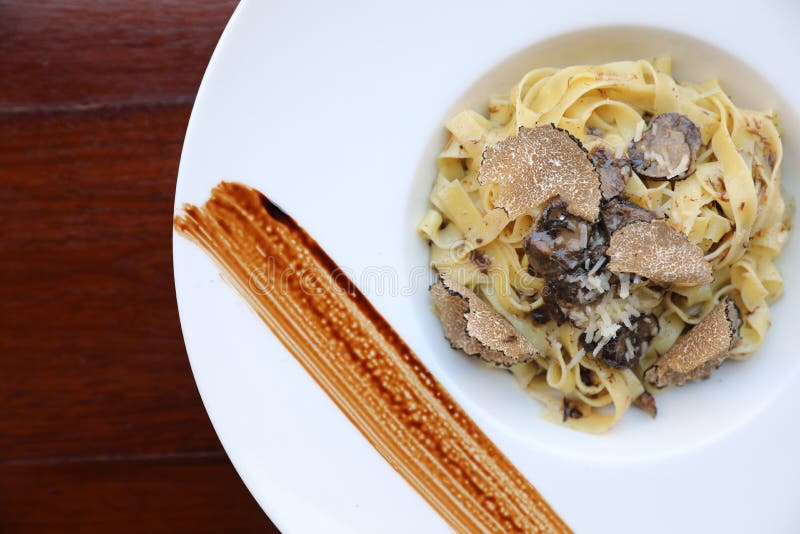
[174,182,570,533]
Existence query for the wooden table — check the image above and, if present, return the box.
[1,2,278,531]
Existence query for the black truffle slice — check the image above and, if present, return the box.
[478,124,601,221]
[644,297,742,388]
[628,113,702,181]
[429,274,538,366]
[607,220,713,286]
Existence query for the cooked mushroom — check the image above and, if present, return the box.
[478,124,601,221]
[600,197,656,235]
[590,145,631,200]
[525,197,612,324]
[541,269,606,318]
[562,398,584,421]
[644,297,742,387]
[633,391,657,418]
[531,299,566,325]
[429,274,538,366]
[628,113,702,181]
[524,198,594,277]
[607,220,713,286]
[583,313,659,369]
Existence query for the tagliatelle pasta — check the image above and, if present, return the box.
[418,58,790,432]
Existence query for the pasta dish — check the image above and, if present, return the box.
[418,57,790,432]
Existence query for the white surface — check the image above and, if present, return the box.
[174,1,800,532]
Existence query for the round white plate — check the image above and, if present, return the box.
[174,1,800,532]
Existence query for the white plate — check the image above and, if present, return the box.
[174,1,800,532]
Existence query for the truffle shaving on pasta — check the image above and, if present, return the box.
[418,57,790,432]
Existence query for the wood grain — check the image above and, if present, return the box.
[0,456,268,533]
[0,0,239,109]
[0,105,225,460]
[1,1,277,531]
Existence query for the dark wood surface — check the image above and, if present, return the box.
[1,2,279,531]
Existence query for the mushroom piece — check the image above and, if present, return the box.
[531,299,566,325]
[525,197,611,324]
[600,197,656,235]
[429,274,538,366]
[628,113,702,181]
[524,198,593,277]
[589,145,631,200]
[562,398,584,422]
[478,124,601,221]
[607,220,713,286]
[644,297,742,388]
[633,391,657,418]
[539,269,606,323]
[584,313,659,369]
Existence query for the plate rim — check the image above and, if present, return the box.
[173,2,800,532]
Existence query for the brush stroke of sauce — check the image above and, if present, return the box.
[174,182,570,533]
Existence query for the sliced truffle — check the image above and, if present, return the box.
[584,313,659,369]
[633,391,657,418]
[478,125,601,221]
[524,198,593,276]
[600,197,656,235]
[590,145,631,200]
[607,220,713,286]
[628,113,702,181]
[429,274,537,366]
[645,298,742,388]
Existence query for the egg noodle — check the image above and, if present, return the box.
[418,58,790,432]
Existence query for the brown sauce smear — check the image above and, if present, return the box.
[174,182,570,533]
